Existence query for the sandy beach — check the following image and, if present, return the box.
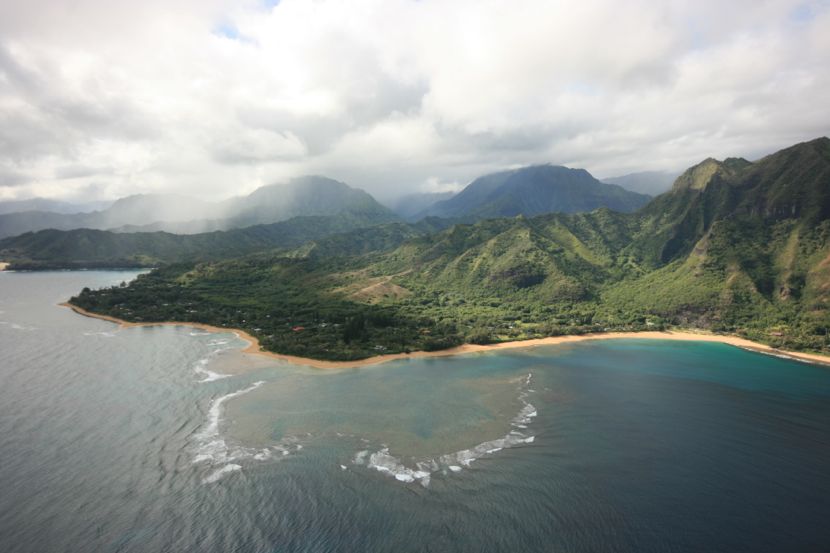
[62,302,830,369]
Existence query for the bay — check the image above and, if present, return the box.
[1,270,829,552]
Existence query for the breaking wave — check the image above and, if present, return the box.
[193,381,304,484]
[191,336,238,382]
[202,464,242,484]
[353,372,538,487]
[82,331,116,337]
[749,349,820,366]
[193,357,230,382]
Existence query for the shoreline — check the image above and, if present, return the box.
[61,302,830,369]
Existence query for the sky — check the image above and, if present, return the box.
[0,0,828,204]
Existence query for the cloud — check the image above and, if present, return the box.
[211,127,307,164]
[53,165,112,180]
[0,168,29,188]
[0,0,827,202]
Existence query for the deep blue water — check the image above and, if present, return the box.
[1,271,829,552]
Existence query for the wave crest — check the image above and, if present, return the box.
[354,372,538,486]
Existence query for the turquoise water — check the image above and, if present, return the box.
[1,271,830,552]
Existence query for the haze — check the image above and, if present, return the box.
[1,0,828,204]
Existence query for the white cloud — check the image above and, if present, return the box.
[211,127,307,164]
[0,0,828,202]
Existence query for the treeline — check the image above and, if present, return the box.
[71,262,463,361]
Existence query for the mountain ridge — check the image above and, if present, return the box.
[418,164,650,220]
[0,176,398,239]
[0,198,113,215]
[68,137,830,360]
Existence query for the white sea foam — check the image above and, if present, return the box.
[750,349,819,365]
[193,381,266,464]
[193,357,230,382]
[355,372,538,486]
[83,331,116,337]
[191,336,239,382]
[202,463,242,484]
[193,380,304,484]
[361,448,432,485]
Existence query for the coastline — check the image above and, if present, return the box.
[0,262,9,271]
[61,302,830,369]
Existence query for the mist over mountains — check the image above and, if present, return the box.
[601,170,680,196]
[0,164,661,240]
[386,192,456,221]
[0,176,398,239]
[1,137,824,271]
[3,138,826,278]
[0,161,663,267]
[0,198,112,216]
[111,177,399,234]
[0,194,219,239]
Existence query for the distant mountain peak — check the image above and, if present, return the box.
[288,175,351,188]
[722,157,752,170]
[0,175,397,239]
[225,175,398,229]
[671,158,729,192]
[799,136,830,148]
[419,163,650,220]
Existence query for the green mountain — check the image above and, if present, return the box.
[288,217,458,260]
[0,176,398,238]
[418,165,650,220]
[67,138,830,360]
[0,194,219,239]
[605,137,830,341]
[0,212,406,269]
[226,176,396,228]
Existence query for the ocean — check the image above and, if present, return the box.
[1,270,829,552]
